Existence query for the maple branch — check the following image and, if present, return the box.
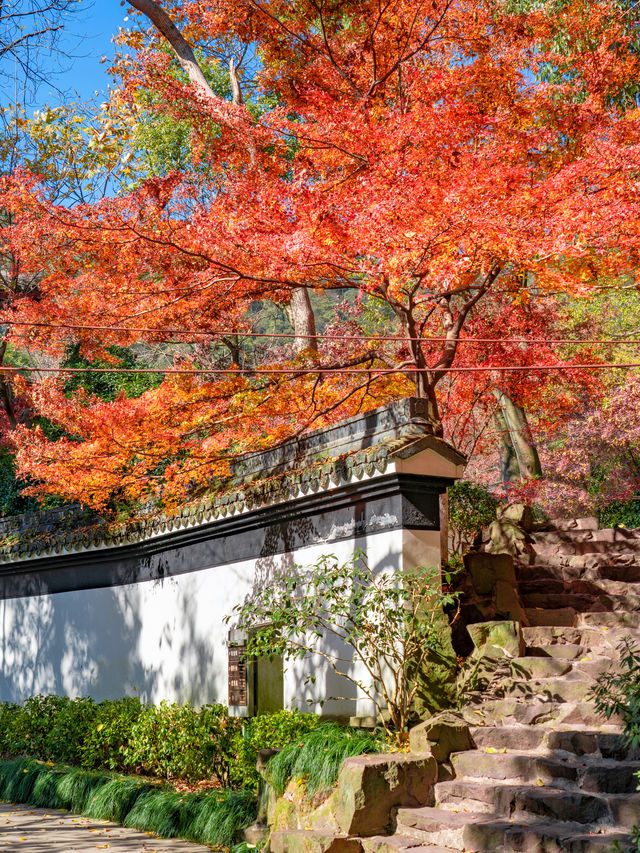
[126,0,217,101]
[365,0,454,99]
[248,0,363,99]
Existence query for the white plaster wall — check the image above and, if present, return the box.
[0,528,405,718]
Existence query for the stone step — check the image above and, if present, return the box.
[532,528,640,545]
[509,653,612,683]
[609,791,640,826]
[547,517,599,531]
[519,574,640,596]
[396,806,632,853]
[527,643,586,659]
[522,625,637,651]
[527,553,640,571]
[471,725,546,752]
[435,780,611,823]
[522,593,609,611]
[595,563,640,582]
[509,657,573,679]
[464,698,621,729]
[271,830,362,853]
[532,540,640,556]
[517,561,640,585]
[497,675,593,703]
[579,611,640,628]
[470,726,638,760]
[523,592,640,612]
[361,836,452,853]
[451,750,640,793]
[525,607,577,626]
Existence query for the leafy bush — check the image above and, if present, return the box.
[591,637,640,747]
[121,700,242,784]
[0,695,98,764]
[80,696,144,771]
[0,757,257,847]
[448,481,501,554]
[231,709,321,788]
[266,723,385,797]
[0,695,326,789]
[597,498,640,530]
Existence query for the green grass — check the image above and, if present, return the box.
[266,723,385,796]
[0,758,257,847]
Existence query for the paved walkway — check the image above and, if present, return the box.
[0,802,214,852]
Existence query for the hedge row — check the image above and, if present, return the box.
[0,696,320,787]
[0,757,257,847]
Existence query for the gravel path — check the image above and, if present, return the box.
[0,802,215,851]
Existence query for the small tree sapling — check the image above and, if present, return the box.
[229,552,457,742]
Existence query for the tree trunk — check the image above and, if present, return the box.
[494,406,520,486]
[0,341,17,430]
[289,288,317,354]
[494,390,542,480]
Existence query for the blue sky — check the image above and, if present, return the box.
[5,3,127,111]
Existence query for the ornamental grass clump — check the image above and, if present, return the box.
[0,758,257,847]
[267,723,385,797]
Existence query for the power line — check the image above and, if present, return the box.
[0,363,638,375]
[1,318,640,345]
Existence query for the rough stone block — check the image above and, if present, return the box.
[332,752,437,836]
[487,519,529,555]
[494,579,525,622]
[498,503,534,532]
[408,711,473,763]
[467,620,524,657]
[270,829,363,853]
[463,552,511,595]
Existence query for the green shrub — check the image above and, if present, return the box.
[231,709,321,788]
[80,696,144,771]
[597,498,640,530]
[121,700,242,784]
[266,722,386,797]
[448,481,501,554]
[1,695,98,764]
[591,637,640,747]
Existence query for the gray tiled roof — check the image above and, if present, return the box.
[0,397,465,563]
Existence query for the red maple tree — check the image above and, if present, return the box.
[1,0,639,508]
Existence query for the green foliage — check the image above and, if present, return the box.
[80,697,144,771]
[63,344,163,402]
[591,637,640,747]
[0,695,98,764]
[121,700,241,784]
[448,481,501,553]
[266,723,385,797]
[0,694,326,791]
[230,709,321,788]
[231,552,458,741]
[0,451,40,517]
[597,498,640,531]
[0,757,257,847]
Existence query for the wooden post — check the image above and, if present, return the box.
[439,490,449,570]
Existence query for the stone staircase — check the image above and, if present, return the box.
[363,518,640,853]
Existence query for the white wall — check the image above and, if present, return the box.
[0,528,406,717]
